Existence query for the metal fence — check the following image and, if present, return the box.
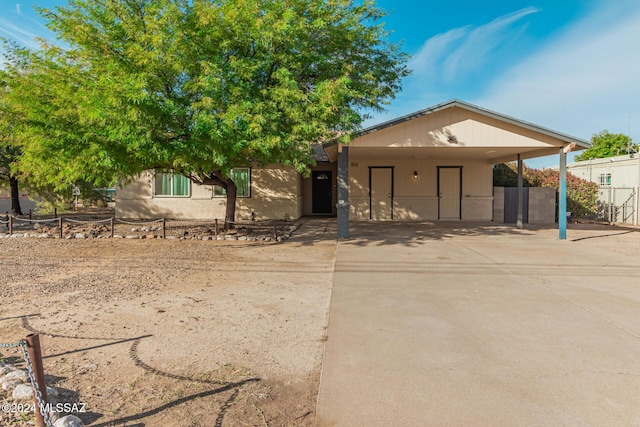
[594,187,638,225]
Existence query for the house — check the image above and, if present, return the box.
[116,100,590,237]
[561,154,639,225]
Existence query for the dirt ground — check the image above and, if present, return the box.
[0,223,336,426]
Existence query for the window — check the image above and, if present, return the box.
[598,173,612,187]
[214,168,251,198]
[154,172,190,197]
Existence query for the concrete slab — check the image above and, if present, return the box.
[316,222,640,426]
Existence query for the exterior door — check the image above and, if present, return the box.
[312,171,333,214]
[438,167,462,220]
[370,167,394,220]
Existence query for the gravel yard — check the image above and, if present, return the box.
[0,229,336,426]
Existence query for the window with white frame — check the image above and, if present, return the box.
[154,171,190,197]
[598,172,612,187]
[213,168,251,198]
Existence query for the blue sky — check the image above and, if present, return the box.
[2,0,640,167]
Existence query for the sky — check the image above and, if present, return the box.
[2,0,640,168]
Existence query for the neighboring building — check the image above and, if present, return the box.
[562,154,639,225]
[116,100,589,225]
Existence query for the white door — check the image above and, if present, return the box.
[370,168,393,220]
[439,167,461,219]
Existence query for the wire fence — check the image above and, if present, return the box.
[0,214,297,241]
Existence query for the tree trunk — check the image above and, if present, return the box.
[224,179,237,230]
[9,175,23,216]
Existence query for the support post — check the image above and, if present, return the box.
[517,154,524,230]
[58,217,63,239]
[110,217,115,238]
[559,148,567,240]
[9,215,13,235]
[214,219,218,238]
[336,146,350,239]
[25,333,48,427]
[162,218,166,239]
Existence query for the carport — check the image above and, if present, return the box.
[324,100,590,239]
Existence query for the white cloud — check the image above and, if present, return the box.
[15,3,21,15]
[409,7,540,82]
[475,1,640,151]
[0,18,41,49]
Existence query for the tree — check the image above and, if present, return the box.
[574,130,637,161]
[0,79,23,216]
[4,0,409,227]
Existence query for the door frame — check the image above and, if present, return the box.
[311,170,334,215]
[369,166,395,220]
[437,166,463,220]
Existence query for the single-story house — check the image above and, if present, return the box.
[115,100,590,237]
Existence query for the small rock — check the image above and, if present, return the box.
[2,379,22,391]
[12,383,33,400]
[238,236,247,241]
[225,235,237,240]
[131,228,138,232]
[166,236,176,240]
[33,223,42,230]
[125,235,139,239]
[113,235,124,238]
[146,234,155,239]
[38,233,51,238]
[65,234,74,239]
[0,365,16,375]
[47,386,59,397]
[74,233,87,239]
[203,236,213,241]
[54,415,86,427]
[2,369,28,382]
[141,227,149,232]
[216,235,224,240]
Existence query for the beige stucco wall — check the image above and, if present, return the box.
[353,107,565,149]
[116,166,302,220]
[348,158,493,221]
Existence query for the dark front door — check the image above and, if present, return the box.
[312,171,333,214]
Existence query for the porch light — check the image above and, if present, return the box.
[413,171,419,179]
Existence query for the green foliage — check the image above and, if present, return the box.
[2,0,409,221]
[493,162,599,218]
[575,130,637,161]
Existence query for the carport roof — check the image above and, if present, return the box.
[322,100,590,164]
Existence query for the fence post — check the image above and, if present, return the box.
[215,219,218,238]
[162,218,166,239]
[9,215,12,236]
[110,217,115,238]
[58,217,63,239]
[54,208,57,219]
[273,221,277,240]
[29,209,32,221]
[25,333,48,427]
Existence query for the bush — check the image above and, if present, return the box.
[494,162,599,218]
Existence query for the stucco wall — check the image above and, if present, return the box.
[348,158,493,221]
[116,166,302,220]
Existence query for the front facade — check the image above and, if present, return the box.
[116,100,589,227]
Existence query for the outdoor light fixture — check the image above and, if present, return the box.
[413,171,419,179]
[447,136,458,144]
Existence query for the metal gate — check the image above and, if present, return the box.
[595,187,637,225]
[504,187,529,224]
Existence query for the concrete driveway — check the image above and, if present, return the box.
[316,222,640,426]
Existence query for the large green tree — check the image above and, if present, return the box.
[575,130,637,161]
[4,0,409,227]
[0,76,23,216]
